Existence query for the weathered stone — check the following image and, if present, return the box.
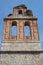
[0,54,43,65]
[1,41,41,51]
[0,4,43,65]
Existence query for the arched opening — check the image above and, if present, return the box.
[11,21,17,37]
[24,21,30,38]
[18,10,22,17]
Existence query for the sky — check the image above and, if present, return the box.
[0,0,43,50]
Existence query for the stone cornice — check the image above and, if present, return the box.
[4,16,37,20]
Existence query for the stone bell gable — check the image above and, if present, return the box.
[2,4,39,42]
[0,4,43,65]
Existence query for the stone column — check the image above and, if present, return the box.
[2,20,7,41]
[33,20,39,41]
[19,20,24,40]
[17,20,24,41]
[17,20,20,40]
[5,20,10,41]
[14,9,18,17]
[22,9,27,16]
[30,20,34,40]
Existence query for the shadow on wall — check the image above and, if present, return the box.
[41,42,43,51]
[0,44,1,48]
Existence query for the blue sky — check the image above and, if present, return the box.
[0,0,43,50]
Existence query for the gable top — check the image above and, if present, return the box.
[4,4,37,20]
[14,4,27,9]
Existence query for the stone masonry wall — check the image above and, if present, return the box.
[0,54,42,65]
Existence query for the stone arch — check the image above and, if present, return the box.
[24,21,31,39]
[11,21,17,37]
[18,10,23,16]
[12,21,17,26]
[24,21,30,26]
